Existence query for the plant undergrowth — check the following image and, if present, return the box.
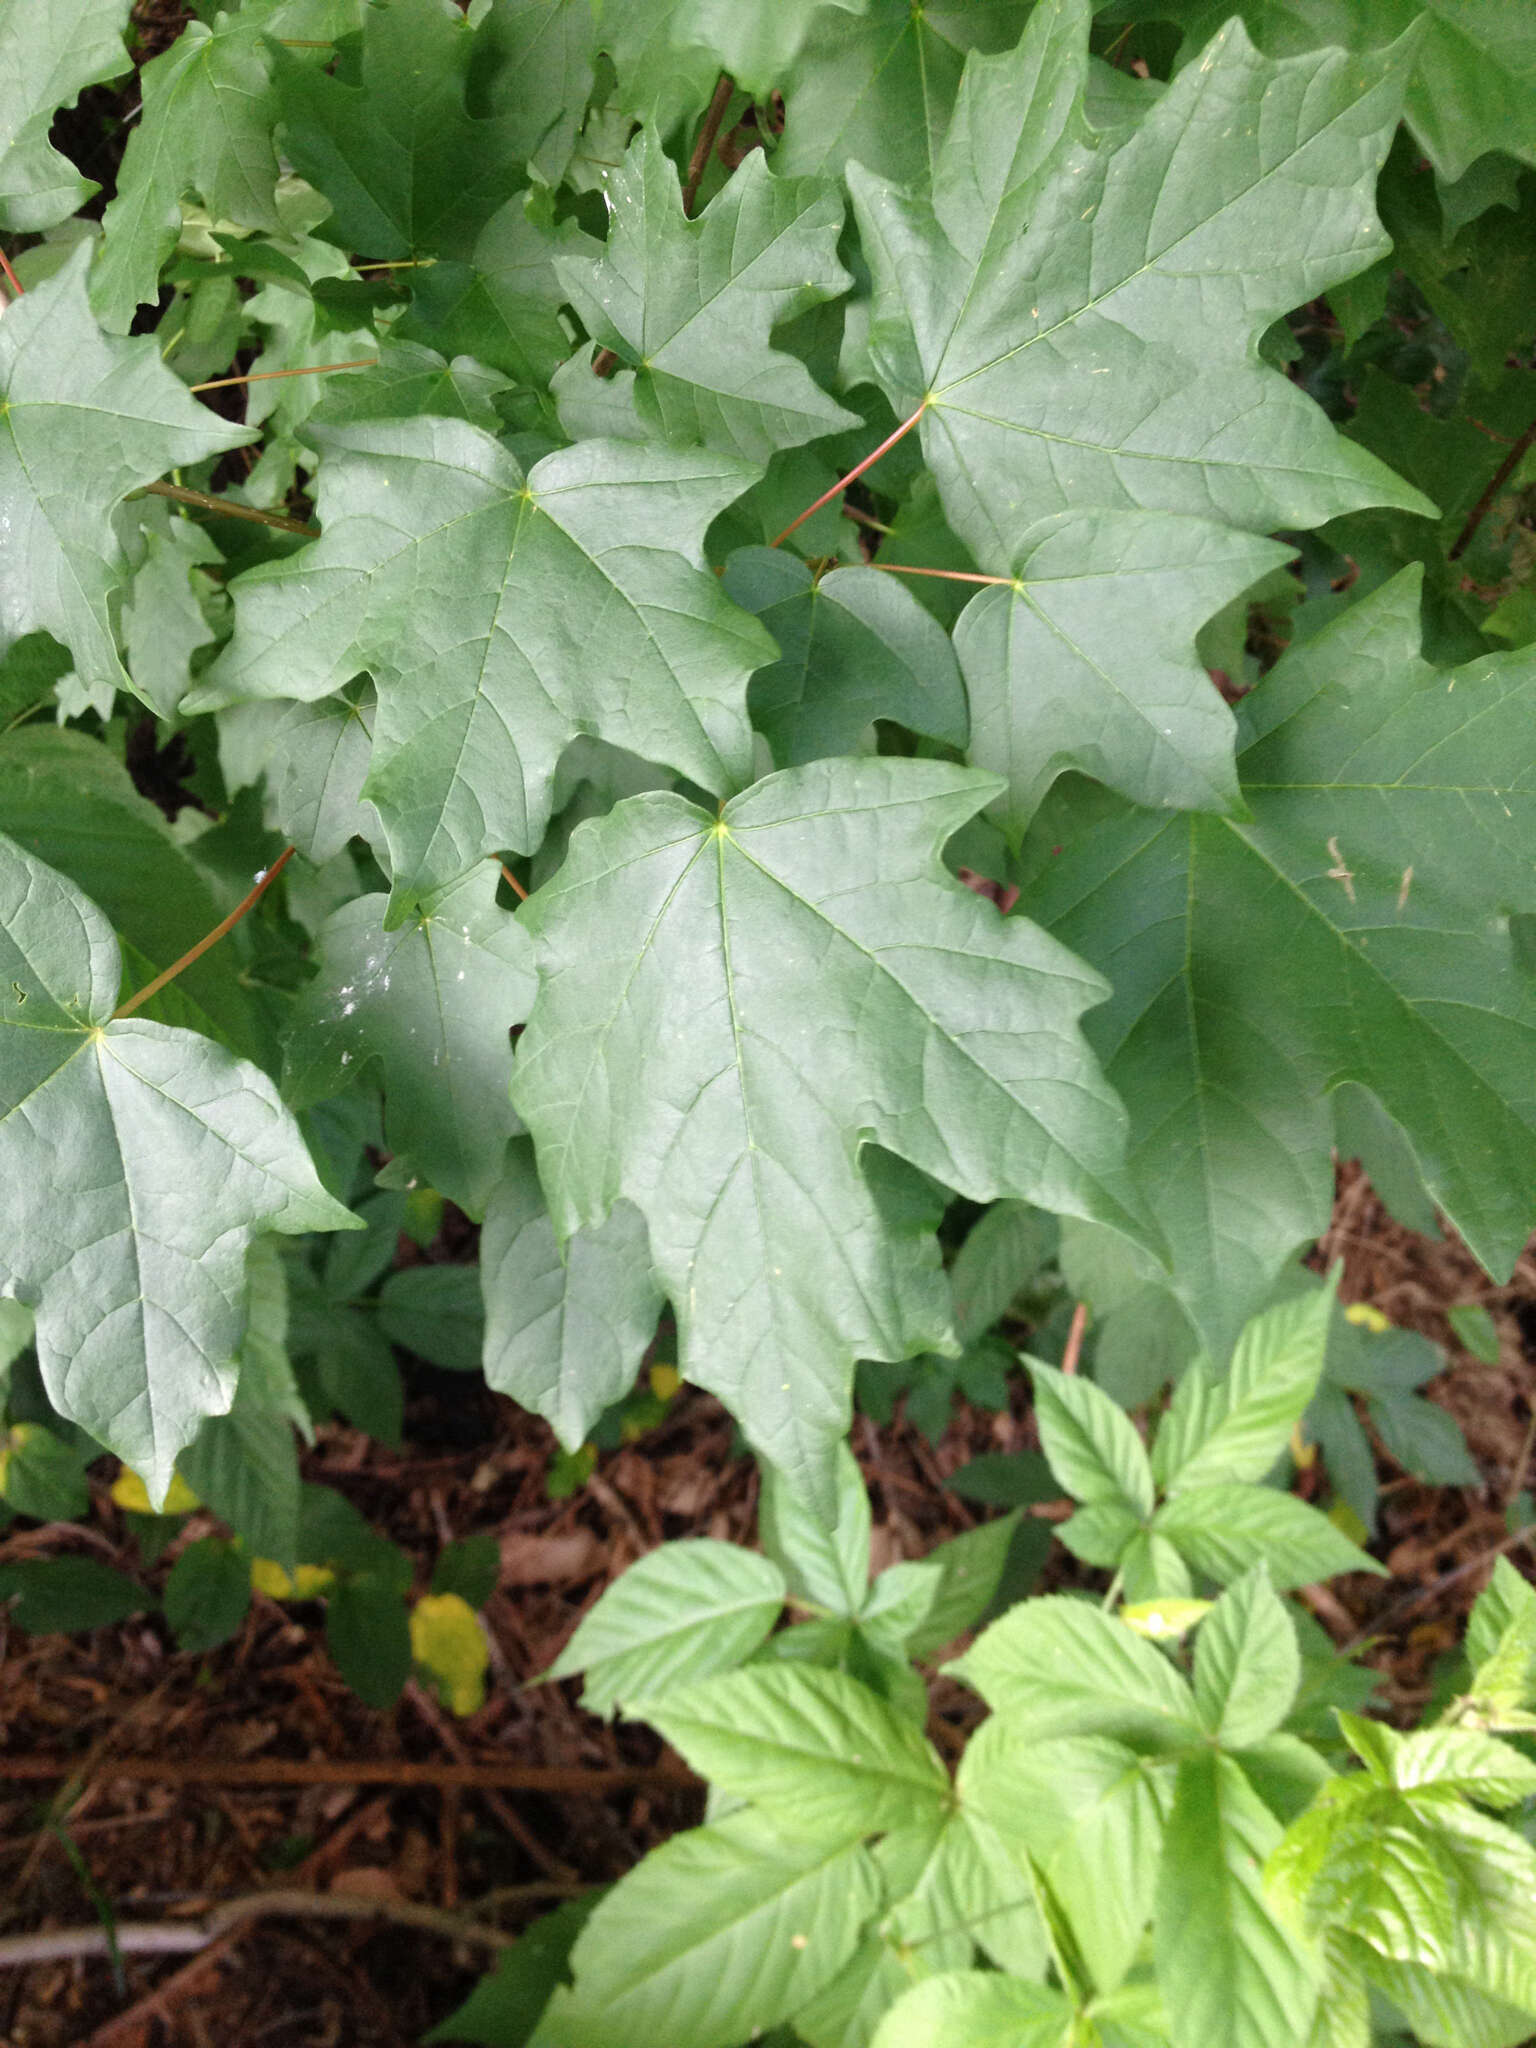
[0,0,1534,2040]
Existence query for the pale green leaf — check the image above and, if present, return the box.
[1157,1752,1319,2048]
[1338,1716,1536,1810]
[193,423,770,909]
[958,515,1290,834]
[760,1442,872,1618]
[903,1513,1023,1660]
[0,246,252,697]
[548,1806,880,2048]
[791,1934,917,2048]
[0,832,354,1502]
[0,0,130,231]
[646,1664,951,1839]
[544,1539,786,1716]
[1026,1356,1154,1516]
[511,759,1147,1510]
[556,133,858,465]
[1153,1483,1383,1591]
[283,867,536,1218]
[1464,1557,1536,1723]
[961,1716,1165,1994]
[1162,0,1536,184]
[1153,1286,1335,1494]
[853,7,1427,577]
[481,1138,662,1452]
[951,1594,1200,1748]
[868,1971,1075,2048]
[93,9,287,331]
[1193,1566,1300,1751]
[777,1,1035,191]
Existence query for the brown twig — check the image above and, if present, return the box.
[111,847,296,1019]
[500,862,529,903]
[0,1754,692,1793]
[190,357,376,394]
[770,402,929,549]
[140,480,318,536]
[1060,1301,1088,1378]
[1448,414,1536,559]
[682,74,735,215]
[0,1887,529,1971]
[0,246,23,297]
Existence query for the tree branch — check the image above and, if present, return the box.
[1449,413,1536,560]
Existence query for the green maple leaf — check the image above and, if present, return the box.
[1161,1,1536,184]
[273,0,527,260]
[777,0,1033,187]
[192,421,773,909]
[956,514,1293,832]
[852,1,1429,569]
[846,0,1432,821]
[283,865,536,1219]
[510,757,1148,1507]
[721,546,969,767]
[0,833,356,1501]
[1017,568,1536,1359]
[395,189,590,389]
[92,8,286,333]
[471,0,597,186]
[0,0,130,231]
[595,0,733,135]
[482,1138,663,1449]
[0,246,253,700]
[557,132,859,465]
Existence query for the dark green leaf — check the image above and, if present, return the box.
[0,1556,147,1632]
[164,1536,252,1653]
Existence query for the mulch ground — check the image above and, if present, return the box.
[1,1164,1534,2046]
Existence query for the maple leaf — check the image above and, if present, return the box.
[855,2,1428,562]
[1161,0,1536,184]
[0,832,356,1501]
[721,547,969,767]
[1017,568,1536,1357]
[0,247,253,700]
[557,132,859,466]
[191,421,773,910]
[847,0,1432,823]
[0,0,130,231]
[92,9,284,332]
[510,757,1149,1508]
[482,1139,663,1448]
[284,865,536,1219]
[777,0,1033,187]
[273,0,527,260]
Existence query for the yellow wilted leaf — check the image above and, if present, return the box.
[1344,1303,1390,1334]
[111,1466,200,1515]
[249,1559,337,1600]
[1121,1598,1213,1640]
[249,1557,295,1598]
[649,1363,681,1401]
[410,1592,489,1717]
